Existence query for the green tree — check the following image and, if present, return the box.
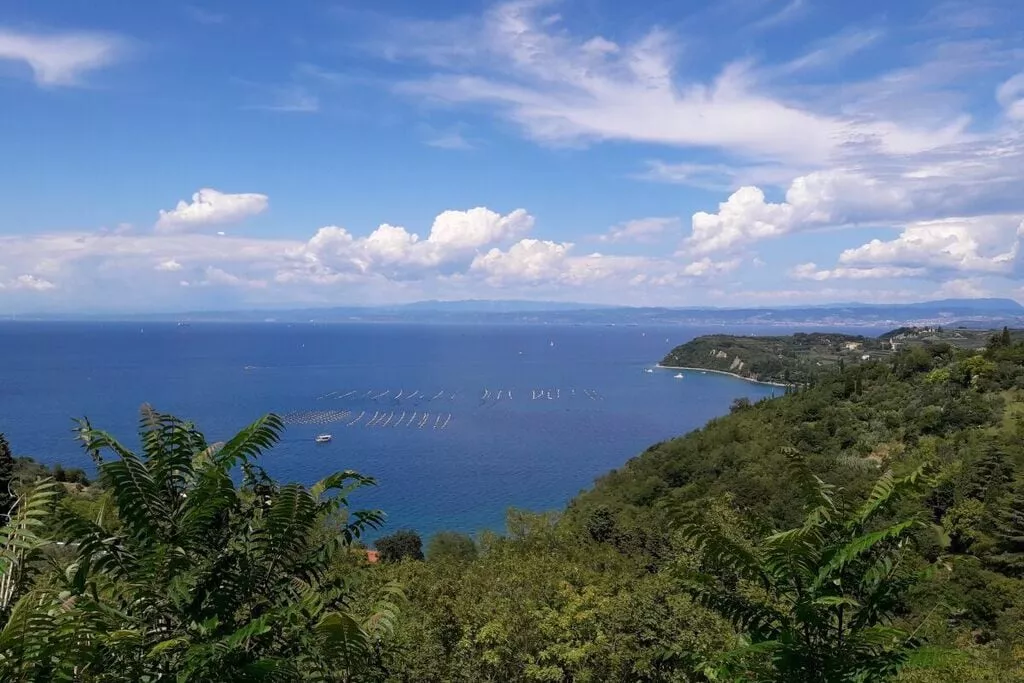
[988,483,1024,578]
[377,529,424,562]
[0,406,398,681]
[426,531,478,563]
[675,453,930,682]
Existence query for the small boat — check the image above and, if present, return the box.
[315,434,332,443]
[643,368,654,374]
[674,373,685,379]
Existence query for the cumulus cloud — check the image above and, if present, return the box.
[681,257,742,277]
[469,238,665,287]
[381,0,1024,300]
[155,189,269,233]
[599,217,678,243]
[470,239,573,284]
[293,207,535,278]
[0,28,127,86]
[685,172,911,255]
[838,216,1023,275]
[11,274,57,291]
[430,207,533,249]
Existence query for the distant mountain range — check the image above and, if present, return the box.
[12,298,1024,328]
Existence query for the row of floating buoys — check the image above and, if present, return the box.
[282,410,456,430]
[281,410,352,425]
[316,389,457,402]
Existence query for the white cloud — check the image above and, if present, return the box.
[429,207,533,250]
[471,239,573,284]
[685,171,913,255]
[997,73,1024,120]
[155,189,269,233]
[11,274,57,291]
[469,237,669,287]
[937,278,991,299]
[295,207,535,278]
[768,27,884,76]
[749,0,807,31]
[155,259,183,272]
[202,266,267,289]
[790,263,928,281]
[837,216,1023,274]
[393,2,970,166]
[424,130,473,149]
[681,257,742,277]
[0,28,126,86]
[599,217,678,243]
[687,186,795,255]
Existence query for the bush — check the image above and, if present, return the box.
[376,529,424,562]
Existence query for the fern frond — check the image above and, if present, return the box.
[850,463,929,530]
[214,414,284,469]
[814,520,918,590]
[0,478,57,614]
[674,506,768,588]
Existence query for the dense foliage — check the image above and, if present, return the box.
[676,455,929,681]
[376,530,425,563]
[660,326,1018,385]
[661,332,880,384]
[0,407,397,681]
[4,329,1024,680]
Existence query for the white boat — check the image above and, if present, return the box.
[643,368,654,374]
[674,373,685,379]
[315,434,332,443]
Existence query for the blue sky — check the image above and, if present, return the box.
[0,0,1022,312]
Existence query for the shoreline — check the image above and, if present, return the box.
[655,364,791,388]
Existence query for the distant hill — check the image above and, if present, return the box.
[389,299,614,312]
[14,298,1024,326]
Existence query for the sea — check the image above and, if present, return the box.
[0,321,781,539]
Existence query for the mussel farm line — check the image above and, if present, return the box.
[282,408,455,431]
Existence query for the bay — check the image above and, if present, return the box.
[0,321,778,538]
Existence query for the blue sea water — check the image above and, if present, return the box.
[0,322,777,539]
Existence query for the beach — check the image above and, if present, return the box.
[655,364,792,388]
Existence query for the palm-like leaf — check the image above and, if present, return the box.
[1,407,390,681]
[673,452,930,682]
[0,478,57,617]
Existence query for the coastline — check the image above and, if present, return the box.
[655,364,791,388]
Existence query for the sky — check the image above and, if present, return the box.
[0,0,1023,313]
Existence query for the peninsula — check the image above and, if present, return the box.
[660,326,1014,385]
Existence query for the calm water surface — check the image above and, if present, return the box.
[0,322,780,537]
